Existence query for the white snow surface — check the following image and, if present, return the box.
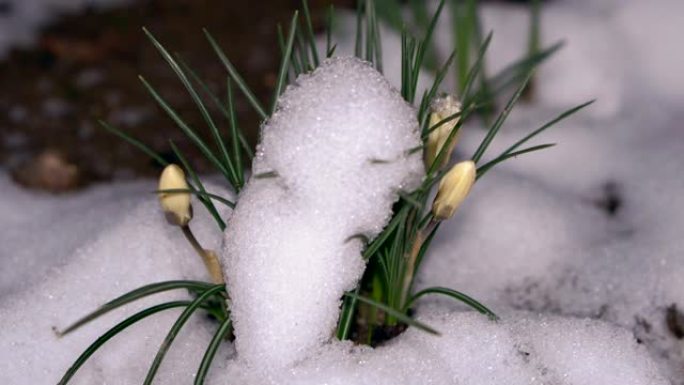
[1,0,684,384]
[221,56,424,371]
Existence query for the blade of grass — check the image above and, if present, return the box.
[143,28,238,187]
[175,57,254,159]
[471,70,533,163]
[344,292,440,335]
[139,75,232,182]
[98,120,168,167]
[226,78,244,186]
[272,12,299,114]
[169,141,226,230]
[56,281,215,337]
[355,0,364,58]
[301,0,319,67]
[326,5,335,58]
[336,286,360,340]
[501,100,595,156]
[476,143,556,179]
[143,284,226,385]
[156,189,235,209]
[406,286,498,320]
[193,317,233,385]
[409,0,445,103]
[204,29,268,120]
[461,31,493,105]
[57,301,193,385]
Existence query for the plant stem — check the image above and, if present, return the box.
[181,225,225,285]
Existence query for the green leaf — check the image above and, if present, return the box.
[336,286,360,340]
[143,28,238,188]
[194,318,233,385]
[476,143,556,179]
[169,141,226,230]
[204,29,268,121]
[501,100,595,156]
[57,301,193,385]
[301,0,320,67]
[406,286,498,320]
[98,120,168,167]
[225,78,244,186]
[143,285,226,385]
[155,189,235,209]
[175,56,254,159]
[138,75,232,182]
[272,12,299,114]
[471,70,533,163]
[56,281,214,337]
[344,292,440,335]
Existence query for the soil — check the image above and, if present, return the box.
[0,0,352,191]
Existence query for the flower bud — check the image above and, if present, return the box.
[425,95,462,169]
[432,160,476,220]
[158,164,193,226]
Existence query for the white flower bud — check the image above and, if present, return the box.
[158,164,192,226]
[432,160,476,220]
[425,95,462,169]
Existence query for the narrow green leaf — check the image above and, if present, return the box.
[143,28,238,187]
[336,286,360,340]
[354,0,364,58]
[501,100,595,156]
[138,75,231,183]
[301,0,320,67]
[169,141,226,230]
[57,301,193,385]
[406,286,498,320]
[56,281,214,337]
[461,31,493,105]
[156,189,235,209]
[193,318,233,385]
[471,70,533,163]
[175,57,254,159]
[226,78,244,187]
[476,143,556,179]
[98,120,168,167]
[204,29,268,120]
[344,292,440,335]
[326,5,335,58]
[143,285,226,385]
[272,12,299,114]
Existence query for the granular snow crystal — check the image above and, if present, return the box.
[221,56,424,371]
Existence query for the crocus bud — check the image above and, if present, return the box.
[425,95,462,169]
[432,160,476,220]
[158,164,193,226]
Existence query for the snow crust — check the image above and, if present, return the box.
[1,0,683,384]
[221,56,424,371]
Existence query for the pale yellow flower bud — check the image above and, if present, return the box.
[158,164,193,226]
[432,160,476,220]
[425,95,462,169]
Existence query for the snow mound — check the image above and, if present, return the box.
[216,310,667,385]
[221,56,424,371]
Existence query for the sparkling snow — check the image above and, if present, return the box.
[1,0,683,384]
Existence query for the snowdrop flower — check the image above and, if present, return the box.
[158,164,193,226]
[425,95,462,169]
[432,160,476,220]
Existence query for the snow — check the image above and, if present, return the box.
[221,56,424,371]
[1,0,684,384]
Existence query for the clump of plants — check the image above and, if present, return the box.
[55,0,591,383]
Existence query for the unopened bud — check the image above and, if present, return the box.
[158,164,193,226]
[425,95,462,169]
[432,160,476,220]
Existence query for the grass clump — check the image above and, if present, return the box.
[56,0,592,382]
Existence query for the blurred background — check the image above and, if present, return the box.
[0,0,554,192]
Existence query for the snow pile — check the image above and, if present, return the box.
[0,0,134,59]
[216,310,667,385]
[0,179,233,384]
[221,56,424,371]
